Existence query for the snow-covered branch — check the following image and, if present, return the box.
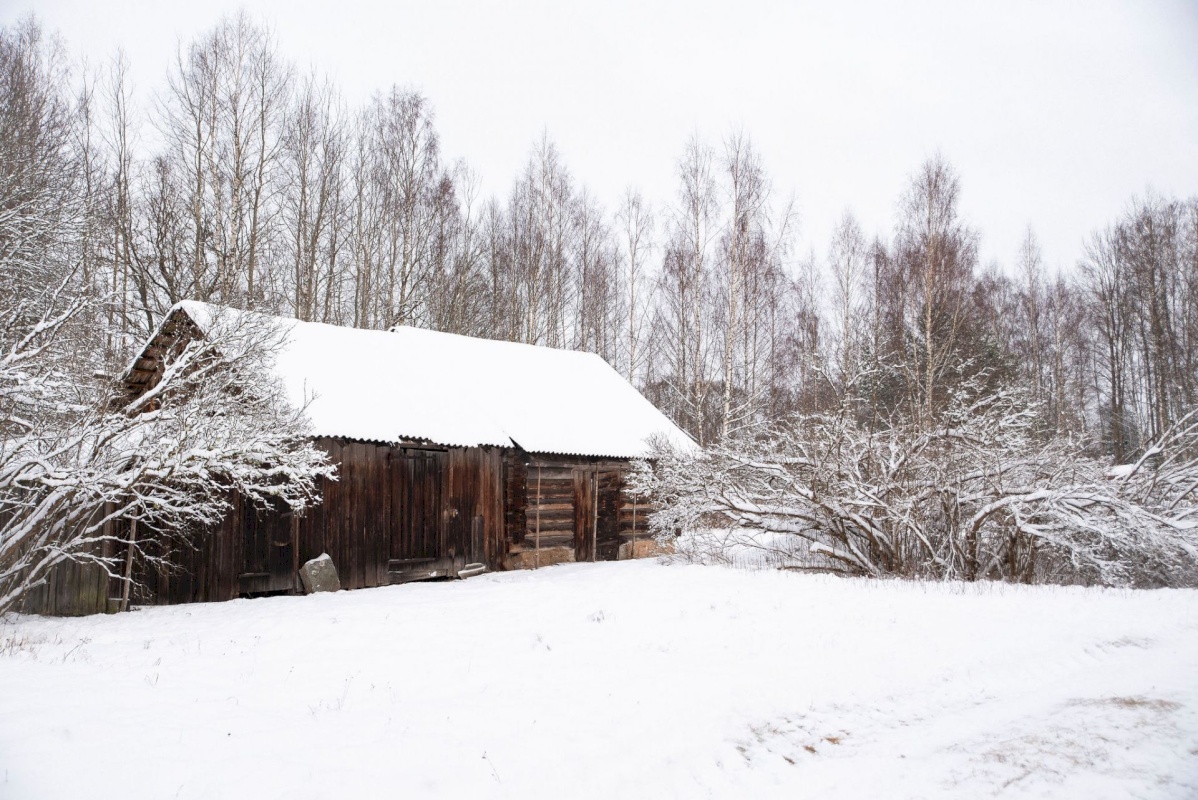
[640,385,1198,587]
[0,295,334,612]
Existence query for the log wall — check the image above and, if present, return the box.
[507,453,654,568]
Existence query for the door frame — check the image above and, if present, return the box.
[387,446,451,582]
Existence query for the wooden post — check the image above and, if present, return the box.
[591,471,598,562]
[100,502,115,608]
[291,513,300,593]
[119,518,138,612]
[631,492,637,560]
[534,466,542,569]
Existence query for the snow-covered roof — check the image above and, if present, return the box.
[162,301,695,459]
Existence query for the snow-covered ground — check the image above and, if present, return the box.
[2,560,1196,799]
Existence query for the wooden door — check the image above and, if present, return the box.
[595,471,622,561]
[572,468,622,563]
[240,498,295,595]
[388,448,448,580]
[574,468,595,562]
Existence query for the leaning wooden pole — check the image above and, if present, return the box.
[119,518,138,612]
[591,471,599,562]
[534,466,542,569]
[631,494,637,560]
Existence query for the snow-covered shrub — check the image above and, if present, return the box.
[0,288,335,613]
[638,387,1198,587]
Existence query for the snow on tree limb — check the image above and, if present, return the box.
[639,384,1198,587]
[0,290,334,613]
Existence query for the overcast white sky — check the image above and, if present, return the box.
[8,0,1198,275]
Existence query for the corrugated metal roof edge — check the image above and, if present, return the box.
[504,436,651,461]
[307,430,651,460]
[308,430,508,449]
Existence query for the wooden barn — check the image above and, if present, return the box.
[26,302,694,614]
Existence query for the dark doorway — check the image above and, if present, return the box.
[388,448,448,581]
[240,498,296,595]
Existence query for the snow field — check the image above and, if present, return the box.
[1,560,1196,799]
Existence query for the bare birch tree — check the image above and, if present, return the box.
[617,188,654,383]
[892,155,979,424]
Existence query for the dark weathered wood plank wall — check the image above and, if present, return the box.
[24,441,644,614]
[104,440,504,606]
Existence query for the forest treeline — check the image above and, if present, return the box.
[3,13,1198,592]
[4,13,1198,454]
